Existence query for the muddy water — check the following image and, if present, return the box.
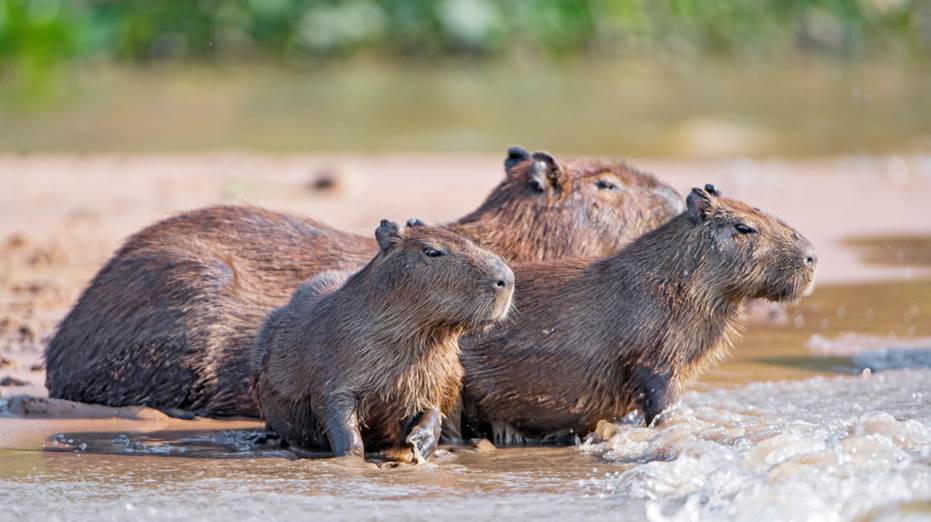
[703,279,931,386]
[1,274,929,521]
[2,63,930,158]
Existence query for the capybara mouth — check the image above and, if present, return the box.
[473,291,513,332]
[795,264,818,299]
[801,276,817,297]
[767,270,816,302]
[492,291,514,322]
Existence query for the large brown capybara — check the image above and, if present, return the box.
[458,185,819,445]
[253,219,513,462]
[45,148,683,417]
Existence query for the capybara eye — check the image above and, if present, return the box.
[595,179,620,191]
[734,223,756,234]
[423,248,446,258]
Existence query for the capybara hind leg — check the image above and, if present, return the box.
[405,408,443,463]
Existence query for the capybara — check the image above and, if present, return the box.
[253,220,514,462]
[458,185,818,445]
[45,148,683,417]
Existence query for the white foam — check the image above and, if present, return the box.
[580,369,931,521]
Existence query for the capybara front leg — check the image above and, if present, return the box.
[324,397,365,458]
[406,408,443,463]
[631,365,672,426]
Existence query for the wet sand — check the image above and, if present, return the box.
[1,153,930,520]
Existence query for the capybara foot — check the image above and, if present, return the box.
[406,424,440,463]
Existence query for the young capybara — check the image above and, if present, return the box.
[253,219,514,462]
[458,185,818,445]
[45,148,683,417]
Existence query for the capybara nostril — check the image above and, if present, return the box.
[488,260,515,292]
[494,266,515,291]
[798,238,817,267]
[494,275,514,291]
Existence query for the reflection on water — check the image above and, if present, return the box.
[47,429,300,459]
[0,443,627,520]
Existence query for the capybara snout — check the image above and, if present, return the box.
[473,251,514,321]
[485,259,515,323]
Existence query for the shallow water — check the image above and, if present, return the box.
[582,369,931,522]
[2,62,930,157]
[0,274,929,521]
[2,371,929,521]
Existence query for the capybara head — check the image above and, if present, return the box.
[372,219,514,330]
[458,147,684,259]
[684,184,818,302]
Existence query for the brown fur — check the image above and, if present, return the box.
[45,148,682,417]
[446,150,685,260]
[458,185,819,445]
[253,221,513,461]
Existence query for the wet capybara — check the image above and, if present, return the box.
[253,220,514,462]
[458,185,818,445]
[45,148,683,417]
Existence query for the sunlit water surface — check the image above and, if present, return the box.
[1,277,929,521]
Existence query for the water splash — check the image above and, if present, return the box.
[580,369,931,521]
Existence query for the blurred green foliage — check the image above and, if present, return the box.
[1,0,928,72]
[1,1,929,153]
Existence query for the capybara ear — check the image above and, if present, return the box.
[375,219,403,253]
[504,146,531,174]
[405,218,426,228]
[686,186,716,223]
[528,151,566,193]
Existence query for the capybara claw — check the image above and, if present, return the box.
[406,427,439,464]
